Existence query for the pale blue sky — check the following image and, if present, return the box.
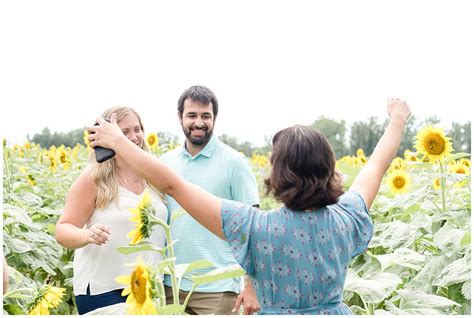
[1,0,472,147]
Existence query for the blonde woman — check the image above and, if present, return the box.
[55,107,168,314]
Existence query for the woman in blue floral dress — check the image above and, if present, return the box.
[88,98,411,314]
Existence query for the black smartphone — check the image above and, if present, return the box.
[93,119,116,163]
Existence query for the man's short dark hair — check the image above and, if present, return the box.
[177,85,219,118]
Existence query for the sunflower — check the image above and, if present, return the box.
[128,190,155,244]
[146,133,159,149]
[389,157,406,172]
[251,153,269,168]
[49,157,57,172]
[449,161,470,188]
[460,158,471,169]
[449,161,469,175]
[433,178,441,190]
[58,148,68,164]
[356,148,365,158]
[83,129,91,148]
[415,126,453,163]
[29,300,49,315]
[404,149,419,162]
[387,170,411,195]
[29,285,65,315]
[27,175,37,186]
[116,259,157,315]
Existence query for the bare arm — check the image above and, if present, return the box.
[349,98,411,209]
[88,115,225,239]
[55,167,110,249]
[3,256,8,294]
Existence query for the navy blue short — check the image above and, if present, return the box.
[75,285,126,315]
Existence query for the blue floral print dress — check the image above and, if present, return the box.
[221,191,373,315]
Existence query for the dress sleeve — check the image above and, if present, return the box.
[220,199,257,276]
[338,191,373,258]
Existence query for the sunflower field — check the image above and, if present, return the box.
[2,126,471,315]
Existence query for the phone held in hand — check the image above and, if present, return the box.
[93,119,116,163]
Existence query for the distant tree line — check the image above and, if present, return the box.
[308,116,470,158]
[29,128,179,149]
[28,117,470,158]
[29,127,85,148]
[221,116,470,158]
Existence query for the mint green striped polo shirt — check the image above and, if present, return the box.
[160,135,260,293]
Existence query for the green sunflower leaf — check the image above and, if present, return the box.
[191,264,245,286]
[116,242,165,255]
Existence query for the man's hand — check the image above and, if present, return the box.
[232,278,260,315]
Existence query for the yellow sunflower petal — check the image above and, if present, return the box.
[116,275,130,285]
[129,214,140,223]
[138,190,151,210]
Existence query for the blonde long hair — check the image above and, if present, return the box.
[90,106,163,209]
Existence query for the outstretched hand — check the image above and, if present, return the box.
[387,98,411,122]
[87,113,124,149]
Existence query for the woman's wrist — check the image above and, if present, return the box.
[390,112,408,125]
[82,228,91,246]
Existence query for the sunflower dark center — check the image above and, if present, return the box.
[393,176,406,189]
[423,133,445,155]
[131,267,147,304]
[456,167,466,174]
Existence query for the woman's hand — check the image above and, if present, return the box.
[87,113,124,149]
[85,223,111,246]
[387,97,411,122]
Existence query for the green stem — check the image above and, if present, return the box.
[3,287,35,299]
[360,296,369,315]
[3,149,12,203]
[150,214,179,305]
[182,285,196,311]
[439,162,447,213]
[368,303,375,315]
[156,279,166,307]
[426,197,442,214]
[165,229,179,305]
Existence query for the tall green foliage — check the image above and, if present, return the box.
[310,116,348,158]
[29,128,85,148]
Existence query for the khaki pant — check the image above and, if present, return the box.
[165,285,238,315]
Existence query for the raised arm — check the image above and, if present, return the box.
[349,98,411,209]
[88,115,225,239]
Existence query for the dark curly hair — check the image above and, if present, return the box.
[264,125,344,211]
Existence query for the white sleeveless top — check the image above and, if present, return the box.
[73,187,168,296]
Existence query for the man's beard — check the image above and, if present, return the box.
[183,126,213,146]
